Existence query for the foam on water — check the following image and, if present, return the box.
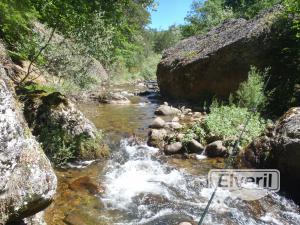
[101,139,300,225]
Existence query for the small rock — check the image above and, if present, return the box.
[164,142,183,154]
[193,112,202,118]
[188,139,204,154]
[179,222,193,225]
[205,141,228,157]
[155,105,181,116]
[165,122,183,130]
[172,116,180,122]
[176,133,185,141]
[137,82,146,87]
[149,117,166,129]
[148,129,167,147]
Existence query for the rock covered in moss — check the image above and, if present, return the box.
[0,67,57,224]
[17,87,109,165]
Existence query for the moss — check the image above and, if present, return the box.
[17,84,109,166]
[183,50,199,60]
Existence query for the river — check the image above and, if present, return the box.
[44,84,300,225]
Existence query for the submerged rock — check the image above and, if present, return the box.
[69,176,104,195]
[0,67,57,224]
[157,6,285,101]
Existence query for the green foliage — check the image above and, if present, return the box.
[0,0,39,59]
[38,125,76,166]
[181,0,280,37]
[112,53,161,83]
[150,26,182,53]
[206,104,266,147]
[182,0,235,37]
[38,124,105,166]
[231,66,268,111]
[182,122,206,147]
[22,83,57,93]
[225,0,281,19]
[184,103,266,148]
[284,0,300,38]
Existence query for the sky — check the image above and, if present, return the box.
[149,0,195,30]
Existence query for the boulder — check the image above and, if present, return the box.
[241,107,300,202]
[17,88,109,165]
[157,6,285,101]
[205,141,228,157]
[147,129,167,148]
[164,142,183,155]
[155,105,181,116]
[24,212,47,225]
[99,92,130,104]
[149,117,166,129]
[164,122,183,130]
[188,139,205,154]
[0,67,57,224]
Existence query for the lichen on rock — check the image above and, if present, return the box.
[0,66,57,224]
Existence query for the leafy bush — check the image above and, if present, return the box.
[0,1,39,60]
[181,0,281,37]
[184,104,266,148]
[182,0,234,37]
[205,104,267,147]
[284,0,300,38]
[230,66,268,111]
[112,53,161,83]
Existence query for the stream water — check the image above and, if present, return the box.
[45,85,300,225]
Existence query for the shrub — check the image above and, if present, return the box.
[205,104,267,147]
[183,104,267,149]
[230,66,268,112]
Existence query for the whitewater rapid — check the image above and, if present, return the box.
[100,139,300,225]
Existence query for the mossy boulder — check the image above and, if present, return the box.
[17,85,109,166]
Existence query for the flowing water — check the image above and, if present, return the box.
[45,85,300,225]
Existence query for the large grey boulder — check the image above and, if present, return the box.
[0,67,57,224]
[241,107,300,202]
[157,6,284,101]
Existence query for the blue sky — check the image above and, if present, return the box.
[149,0,195,30]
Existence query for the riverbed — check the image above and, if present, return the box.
[44,85,300,225]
